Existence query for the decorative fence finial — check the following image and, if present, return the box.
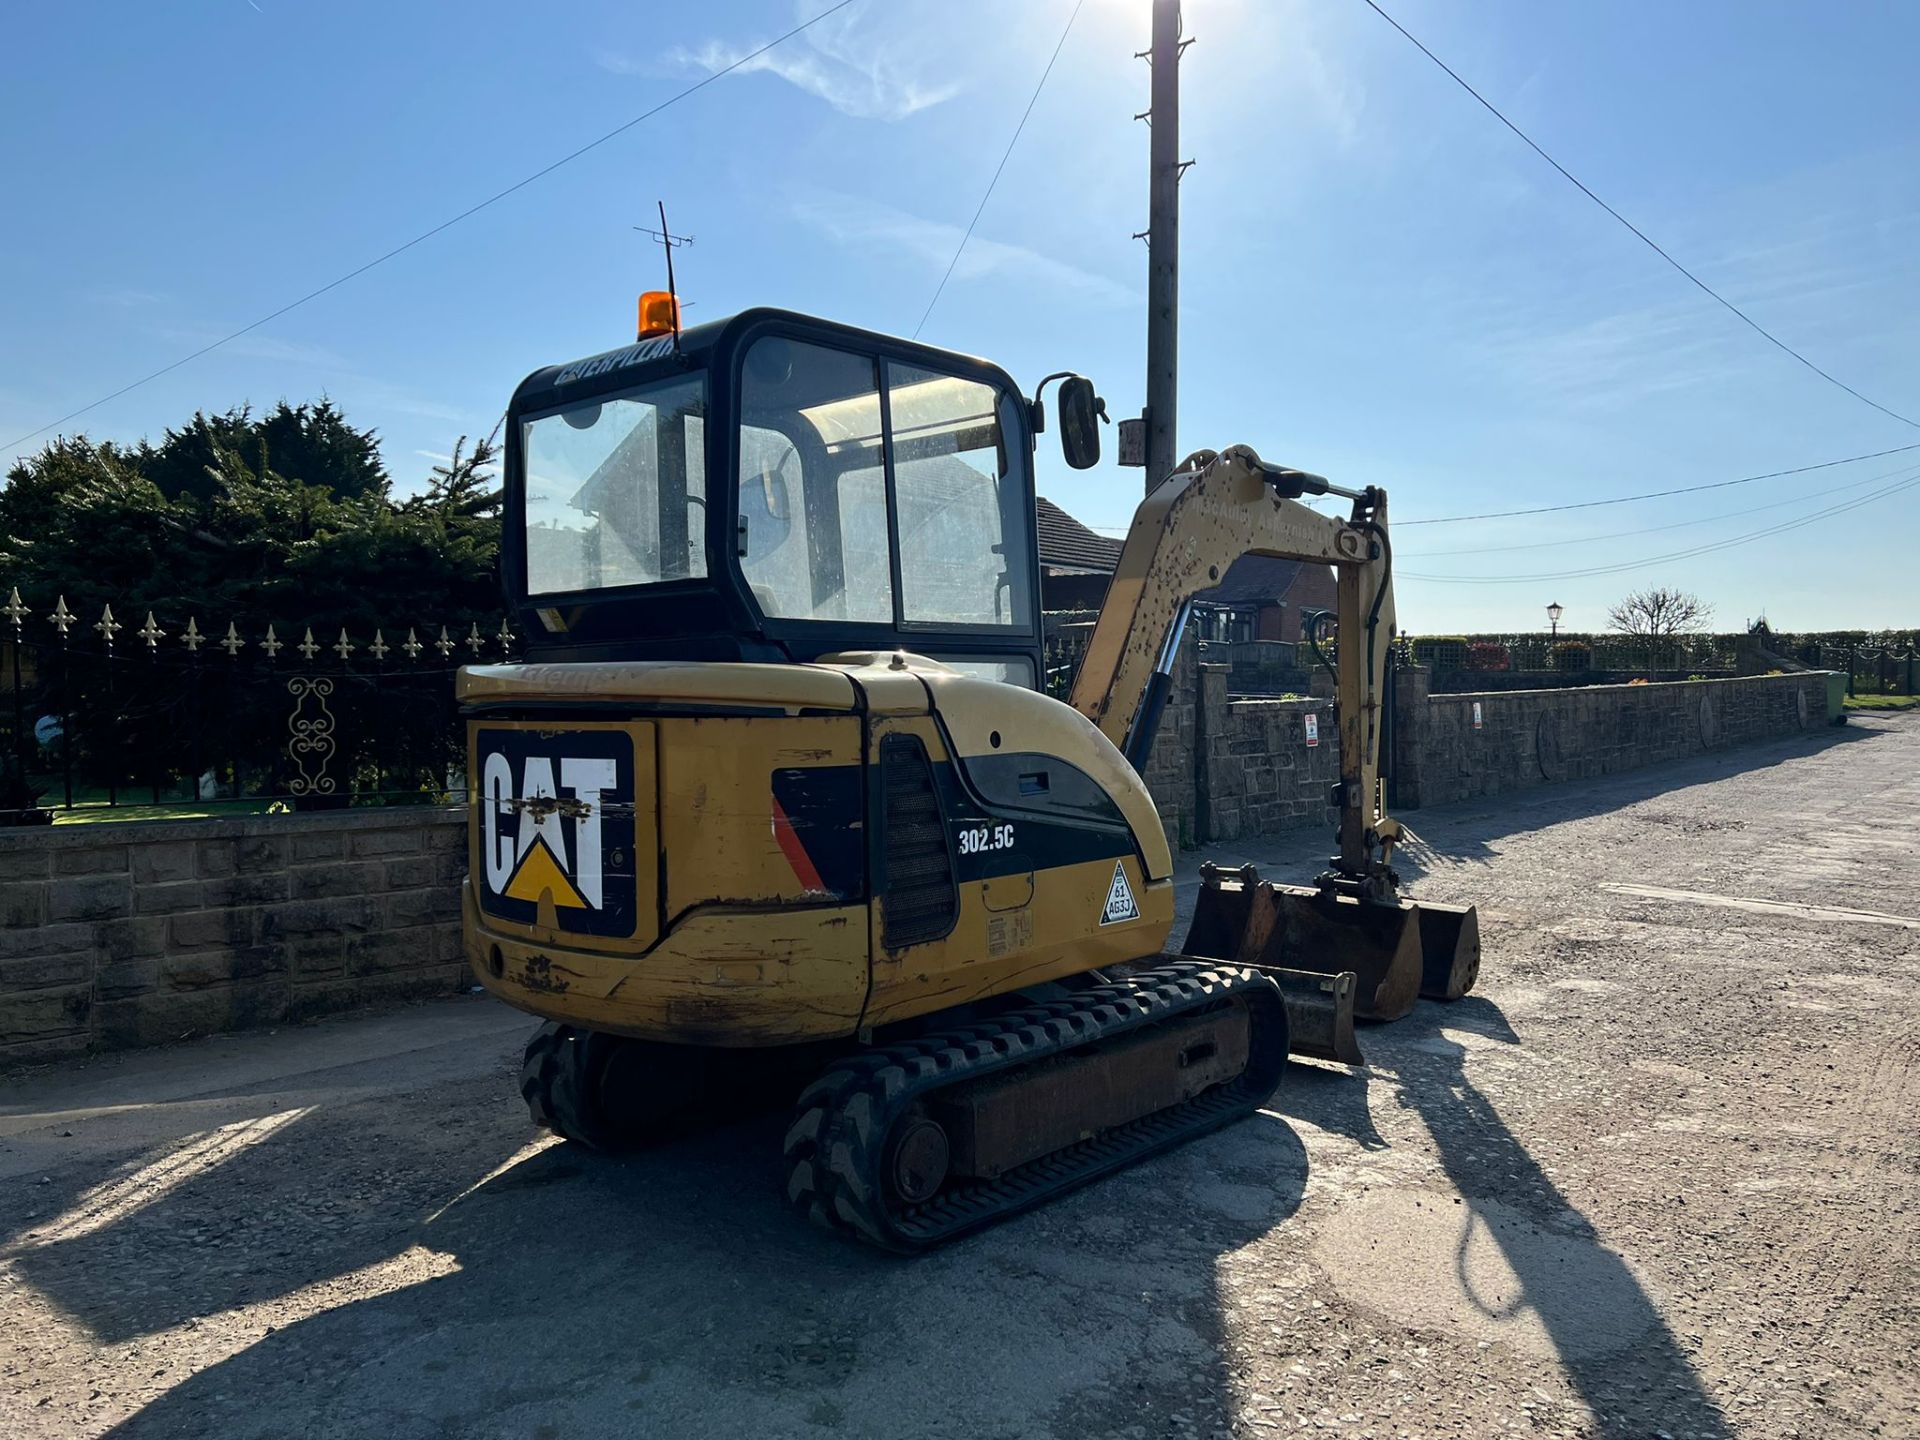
[182,617,204,653]
[466,622,484,656]
[3,587,28,629]
[496,620,513,655]
[436,625,454,659]
[95,604,121,644]
[49,597,73,637]
[369,629,390,661]
[220,622,245,656]
[403,627,423,660]
[138,611,166,650]
[333,628,355,661]
[263,624,282,659]
[298,628,320,660]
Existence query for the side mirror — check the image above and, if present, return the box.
[1058,376,1106,470]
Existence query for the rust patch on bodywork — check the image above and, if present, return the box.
[516,953,571,995]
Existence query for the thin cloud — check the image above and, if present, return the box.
[793,191,1137,307]
[155,326,474,425]
[84,287,171,309]
[605,2,959,122]
[158,329,354,370]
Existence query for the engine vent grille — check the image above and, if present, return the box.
[881,734,958,949]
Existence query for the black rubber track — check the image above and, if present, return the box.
[522,1024,829,1151]
[519,1022,621,1150]
[782,962,1291,1253]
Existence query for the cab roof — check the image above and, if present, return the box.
[509,307,1017,420]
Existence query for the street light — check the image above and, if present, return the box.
[1546,601,1564,638]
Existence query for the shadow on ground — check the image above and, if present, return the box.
[8,1047,1310,1440]
[1275,996,1735,1439]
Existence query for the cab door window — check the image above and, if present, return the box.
[886,364,1032,629]
[734,336,1032,633]
[737,340,893,623]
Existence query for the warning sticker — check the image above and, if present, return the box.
[1101,861,1142,926]
[1304,713,1319,747]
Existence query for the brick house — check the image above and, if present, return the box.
[1035,496,1334,639]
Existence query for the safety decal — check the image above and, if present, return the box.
[1100,861,1141,925]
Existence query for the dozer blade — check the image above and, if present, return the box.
[1185,866,1423,1023]
[1415,901,1481,1001]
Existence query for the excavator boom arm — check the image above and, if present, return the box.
[1067,445,1399,877]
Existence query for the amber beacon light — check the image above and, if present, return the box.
[636,290,680,340]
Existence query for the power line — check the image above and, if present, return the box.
[1401,465,1920,583]
[1395,441,1920,525]
[913,0,1086,340]
[4,0,860,456]
[1070,438,1920,532]
[1357,0,1920,431]
[1400,458,1920,558]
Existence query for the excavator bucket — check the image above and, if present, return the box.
[1415,901,1481,1001]
[1186,864,1446,1026]
[1262,966,1364,1066]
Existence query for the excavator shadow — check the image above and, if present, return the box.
[71,1073,1310,1439]
[1270,996,1737,1439]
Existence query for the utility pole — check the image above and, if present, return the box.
[1140,0,1191,493]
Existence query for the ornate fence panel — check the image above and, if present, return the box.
[0,587,509,824]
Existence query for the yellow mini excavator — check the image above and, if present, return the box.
[459,303,1479,1251]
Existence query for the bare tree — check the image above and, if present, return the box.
[1608,586,1713,676]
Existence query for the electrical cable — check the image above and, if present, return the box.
[1357,0,1920,431]
[1401,458,1920,558]
[1401,466,1920,583]
[1069,440,1920,534]
[913,0,1086,339]
[1395,441,1920,526]
[4,0,860,455]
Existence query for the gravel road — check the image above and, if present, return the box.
[3,712,1915,1440]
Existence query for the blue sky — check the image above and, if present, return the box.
[3,0,1916,632]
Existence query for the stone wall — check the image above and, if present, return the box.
[0,809,466,1065]
[1140,633,1201,848]
[1197,673,1340,844]
[0,671,1838,1063]
[1393,671,1833,809]
[1150,666,1833,849]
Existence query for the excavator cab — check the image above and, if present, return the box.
[501,307,1046,685]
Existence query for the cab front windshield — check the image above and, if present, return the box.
[517,338,1035,634]
[520,375,706,596]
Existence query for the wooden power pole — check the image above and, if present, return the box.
[1142,0,1190,493]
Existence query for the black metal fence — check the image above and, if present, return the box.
[0,587,509,824]
[1808,642,1919,697]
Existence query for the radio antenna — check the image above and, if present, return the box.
[634,202,692,349]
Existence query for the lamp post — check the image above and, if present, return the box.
[1547,601,1563,639]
